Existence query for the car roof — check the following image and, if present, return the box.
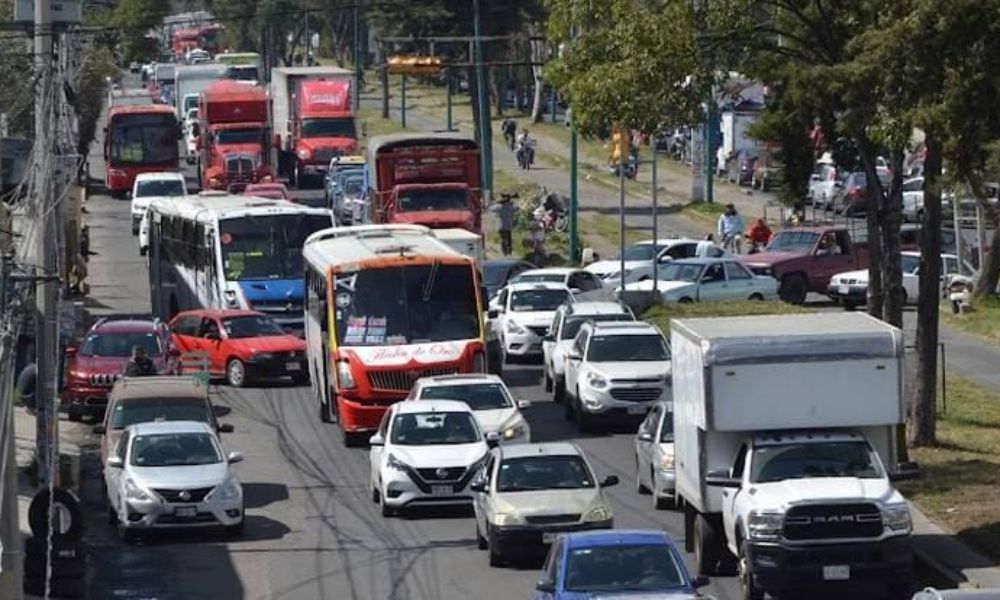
[416,373,505,387]
[126,420,215,435]
[135,171,185,182]
[566,301,629,316]
[172,309,264,320]
[670,257,739,266]
[517,267,579,276]
[636,238,698,247]
[499,442,581,459]
[586,321,660,335]
[92,319,161,334]
[563,529,675,550]
[110,376,209,402]
[394,399,475,415]
[506,281,572,292]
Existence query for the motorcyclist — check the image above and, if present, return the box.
[123,345,158,377]
[516,129,535,168]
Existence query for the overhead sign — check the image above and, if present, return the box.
[13,0,83,24]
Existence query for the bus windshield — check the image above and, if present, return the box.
[334,263,479,346]
[220,213,333,281]
[109,113,179,166]
[397,188,469,212]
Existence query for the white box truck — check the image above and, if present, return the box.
[671,313,917,600]
[433,228,484,271]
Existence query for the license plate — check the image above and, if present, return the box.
[174,506,197,518]
[431,485,452,496]
[286,362,301,371]
[823,565,850,581]
[838,285,849,295]
[627,405,647,415]
[542,532,558,544]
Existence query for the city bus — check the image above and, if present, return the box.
[302,224,486,446]
[146,192,334,332]
[104,104,180,198]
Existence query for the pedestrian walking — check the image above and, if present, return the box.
[493,194,517,256]
[717,203,745,254]
[501,118,517,151]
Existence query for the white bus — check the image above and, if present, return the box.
[147,192,334,332]
[302,224,486,446]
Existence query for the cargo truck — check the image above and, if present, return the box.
[670,313,917,600]
[197,80,272,191]
[269,66,356,188]
[367,133,483,234]
[174,63,227,121]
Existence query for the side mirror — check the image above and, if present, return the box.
[218,423,235,434]
[890,461,921,482]
[469,480,486,493]
[227,451,244,464]
[600,475,619,488]
[93,424,106,434]
[705,469,740,488]
[693,575,710,588]
[107,456,124,469]
[487,309,499,319]
[485,431,501,448]
[516,400,532,409]
[369,434,384,447]
[535,580,556,593]
[542,334,554,342]
[567,350,581,361]
[637,432,653,442]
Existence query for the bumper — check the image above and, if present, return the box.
[826,283,868,304]
[381,470,475,510]
[748,535,913,594]
[120,494,244,530]
[492,519,613,552]
[245,356,307,379]
[62,387,111,412]
[577,386,668,417]
[337,395,391,433]
[503,331,544,356]
[654,469,676,496]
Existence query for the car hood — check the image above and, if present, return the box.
[225,335,306,355]
[740,251,804,268]
[748,477,903,510]
[833,268,868,282]
[133,194,179,210]
[391,442,487,469]
[72,355,166,373]
[557,592,697,600]
[621,280,694,295]
[391,210,476,231]
[506,312,555,328]
[586,260,648,277]
[589,361,671,380]
[471,407,522,433]
[495,488,602,516]
[130,461,231,490]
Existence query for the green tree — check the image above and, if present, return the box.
[112,0,171,63]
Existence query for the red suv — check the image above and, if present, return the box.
[63,315,177,421]
[168,309,308,387]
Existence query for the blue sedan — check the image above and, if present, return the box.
[534,529,707,599]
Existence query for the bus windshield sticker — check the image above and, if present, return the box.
[365,317,387,344]
[386,335,407,345]
[344,316,367,345]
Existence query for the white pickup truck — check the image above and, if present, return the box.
[671,313,918,600]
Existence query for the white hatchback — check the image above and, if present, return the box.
[130,172,186,236]
[489,282,573,362]
[407,374,532,444]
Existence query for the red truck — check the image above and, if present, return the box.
[739,226,869,304]
[197,80,272,191]
[366,133,483,234]
[269,67,357,188]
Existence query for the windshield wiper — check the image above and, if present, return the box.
[422,260,440,302]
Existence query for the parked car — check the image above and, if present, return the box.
[562,321,672,432]
[489,282,573,363]
[368,399,496,517]
[63,315,177,421]
[808,163,839,209]
[483,259,538,300]
[168,310,308,387]
[95,376,233,466]
[542,301,634,403]
[634,401,675,510]
[471,442,617,567]
[243,182,290,200]
[901,176,925,222]
[827,251,975,309]
[511,267,605,294]
[621,257,778,303]
[406,374,532,444]
[104,420,245,541]
[832,168,890,216]
[130,172,186,236]
[533,530,706,599]
[585,239,729,284]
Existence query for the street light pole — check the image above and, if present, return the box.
[473,0,493,199]
[353,4,361,112]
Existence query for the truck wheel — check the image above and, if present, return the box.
[779,274,808,304]
[738,541,765,600]
[694,513,722,576]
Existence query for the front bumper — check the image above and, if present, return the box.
[503,329,544,356]
[381,466,478,510]
[492,518,613,552]
[577,385,669,418]
[654,469,676,497]
[120,491,244,530]
[826,283,868,304]
[245,354,307,380]
[747,535,913,594]
[62,386,112,412]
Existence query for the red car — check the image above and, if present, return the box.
[243,182,291,201]
[168,309,308,387]
[63,316,177,421]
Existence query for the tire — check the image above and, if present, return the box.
[563,393,574,421]
[738,540,765,600]
[107,503,117,525]
[553,377,565,403]
[488,526,505,567]
[23,536,85,560]
[371,485,380,504]
[23,555,87,579]
[543,370,553,393]
[636,458,650,494]
[476,522,488,550]
[694,513,721,576]
[23,573,84,598]
[748,293,764,301]
[779,274,809,305]
[28,488,83,542]
[226,359,247,387]
[343,428,365,448]
[380,495,396,518]
[574,398,594,433]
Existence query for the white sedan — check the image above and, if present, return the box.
[619,258,778,303]
[407,374,532,444]
[828,251,974,309]
[585,238,730,285]
[634,401,675,510]
[489,282,573,362]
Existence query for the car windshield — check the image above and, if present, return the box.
[901,254,921,274]
[419,383,512,410]
[397,188,469,212]
[342,178,364,196]
[587,334,669,362]
[484,263,515,287]
[561,314,632,340]
[510,289,570,312]
[130,432,223,467]
[301,117,356,138]
[79,332,162,357]
[220,213,333,280]
[513,273,565,284]
[111,401,211,430]
[657,263,703,282]
[766,231,820,252]
[334,263,480,345]
[751,441,884,483]
[622,244,665,261]
[221,315,285,338]
[215,128,262,145]
[136,179,184,198]
[390,411,480,445]
[564,544,686,593]
[225,66,258,81]
[496,455,594,492]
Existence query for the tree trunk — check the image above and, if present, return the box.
[856,133,884,320]
[976,226,1000,296]
[528,23,545,123]
[910,135,942,447]
[881,148,905,328]
[493,68,504,116]
[469,65,483,145]
[378,40,389,119]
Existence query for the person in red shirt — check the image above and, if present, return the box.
[746,218,773,254]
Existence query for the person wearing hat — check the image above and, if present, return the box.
[493,194,518,256]
[717,203,744,254]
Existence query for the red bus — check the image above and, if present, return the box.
[104,105,180,198]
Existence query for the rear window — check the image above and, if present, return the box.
[111,400,211,429]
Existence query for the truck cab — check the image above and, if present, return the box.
[198,81,271,191]
[290,78,357,187]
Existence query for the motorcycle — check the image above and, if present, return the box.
[533,193,568,233]
[517,140,536,170]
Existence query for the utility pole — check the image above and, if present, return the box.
[353,4,361,111]
[472,0,493,200]
[0,253,23,600]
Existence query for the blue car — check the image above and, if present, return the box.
[534,530,707,599]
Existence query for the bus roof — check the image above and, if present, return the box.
[147,193,333,225]
[303,225,466,270]
[108,104,176,119]
[366,133,478,159]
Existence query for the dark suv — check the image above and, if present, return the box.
[62,315,177,421]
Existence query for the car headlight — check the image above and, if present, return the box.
[386,453,410,472]
[336,360,356,389]
[297,148,311,160]
[584,505,613,522]
[125,478,152,502]
[472,351,486,373]
[503,421,527,441]
[659,453,674,471]
[882,504,912,532]
[586,372,608,389]
[217,476,242,500]
[747,511,784,540]
[493,512,525,526]
[505,320,526,334]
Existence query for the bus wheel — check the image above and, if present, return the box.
[319,394,332,423]
[226,359,247,387]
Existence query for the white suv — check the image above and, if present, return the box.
[542,301,634,403]
[562,321,672,432]
[584,238,729,284]
[369,399,495,517]
[131,172,186,236]
[407,374,532,444]
[490,282,573,363]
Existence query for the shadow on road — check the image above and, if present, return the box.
[243,481,291,509]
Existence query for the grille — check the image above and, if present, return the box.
[251,300,303,314]
[156,512,217,524]
[528,326,549,337]
[524,514,581,525]
[89,373,121,387]
[367,367,459,392]
[416,466,467,482]
[784,546,883,567]
[609,387,662,403]
[225,157,255,181]
[314,148,342,164]
[783,503,883,541]
[154,487,215,503]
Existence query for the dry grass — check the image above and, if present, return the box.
[941,295,1000,347]
[641,299,807,329]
